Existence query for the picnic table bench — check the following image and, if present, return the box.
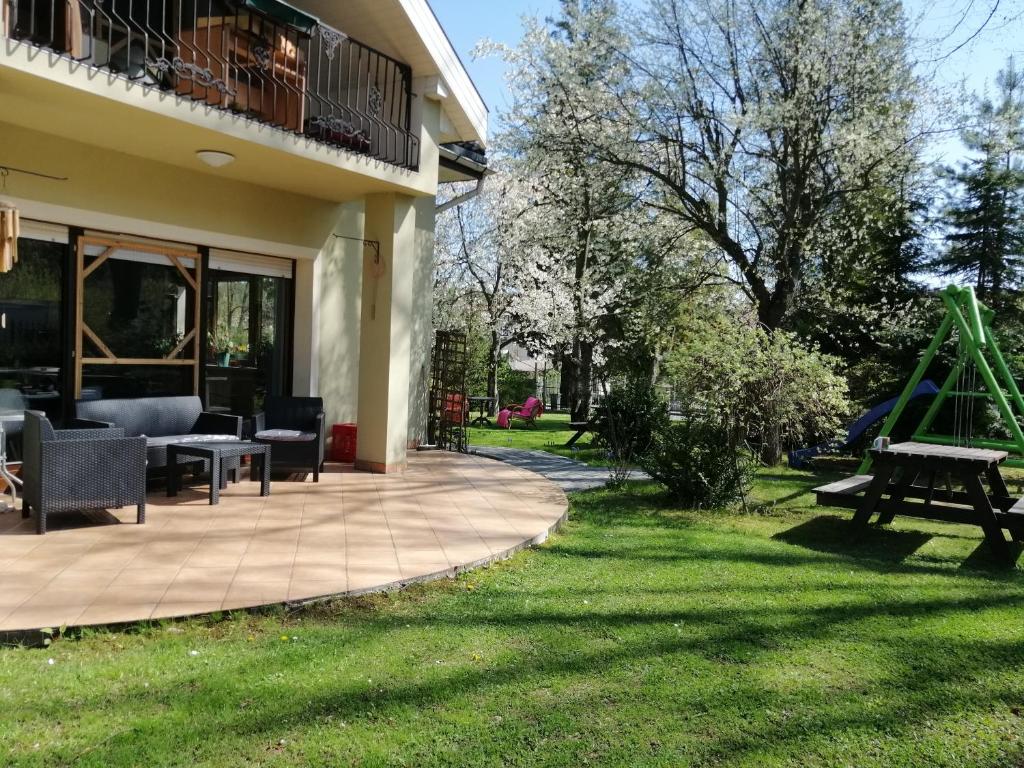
[815,441,1024,563]
[565,421,593,448]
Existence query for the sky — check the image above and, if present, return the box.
[429,0,1024,162]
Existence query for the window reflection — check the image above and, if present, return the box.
[80,246,198,399]
[0,238,64,428]
[205,271,290,417]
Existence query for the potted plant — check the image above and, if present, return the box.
[208,331,232,367]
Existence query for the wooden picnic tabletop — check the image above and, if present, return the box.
[879,441,1008,465]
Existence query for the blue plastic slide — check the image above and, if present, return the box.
[787,379,940,469]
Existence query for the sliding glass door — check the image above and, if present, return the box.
[1,228,293,425]
[205,266,291,417]
[0,237,65,427]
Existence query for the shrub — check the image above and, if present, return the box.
[665,315,850,465]
[594,377,669,457]
[642,418,757,508]
[498,362,537,407]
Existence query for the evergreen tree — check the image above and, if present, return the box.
[936,57,1024,305]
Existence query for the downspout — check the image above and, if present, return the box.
[436,175,486,215]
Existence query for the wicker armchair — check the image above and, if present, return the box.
[21,411,147,535]
[254,396,325,482]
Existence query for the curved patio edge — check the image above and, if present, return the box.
[0,451,569,635]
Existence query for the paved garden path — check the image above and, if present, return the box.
[470,446,650,493]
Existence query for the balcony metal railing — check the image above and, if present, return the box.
[2,0,420,170]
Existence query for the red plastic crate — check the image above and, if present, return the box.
[331,423,357,463]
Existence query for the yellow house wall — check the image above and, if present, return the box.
[314,201,366,427]
[354,193,415,472]
[0,121,344,258]
[407,194,436,447]
[1,97,444,470]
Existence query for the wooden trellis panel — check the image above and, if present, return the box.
[75,235,202,397]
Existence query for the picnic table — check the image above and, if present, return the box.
[814,441,1024,563]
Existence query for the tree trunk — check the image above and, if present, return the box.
[577,340,594,422]
[565,339,594,423]
[561,344,580,419]
[486,331,500,415]
[761,422,783,466]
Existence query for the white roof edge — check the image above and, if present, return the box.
[401,0,489,146]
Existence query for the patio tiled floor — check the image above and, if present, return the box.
[0,452,568,632]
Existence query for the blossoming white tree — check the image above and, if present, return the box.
[480,0,678,419]
[591,0,925,330]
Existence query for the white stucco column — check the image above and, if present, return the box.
[355,193,417,473]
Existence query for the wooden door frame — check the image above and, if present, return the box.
[74,235,202,398]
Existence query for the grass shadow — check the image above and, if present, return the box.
[774,514,933,564]
[960,539,1024,573]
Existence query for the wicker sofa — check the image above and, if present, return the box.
[22,411,147,535]
[75,396,242,471]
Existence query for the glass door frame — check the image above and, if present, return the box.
[74,234,202,398]
[202,261,294,418]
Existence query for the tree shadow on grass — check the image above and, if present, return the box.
[26,587,1024,767]
[773,515,933,564]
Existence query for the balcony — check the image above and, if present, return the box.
[0,0,420,170]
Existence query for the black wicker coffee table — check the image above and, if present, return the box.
[167,441,270,505]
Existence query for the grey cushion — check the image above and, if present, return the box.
[255,429,316,442]
[144,433,240,469]
[145,434,240,449]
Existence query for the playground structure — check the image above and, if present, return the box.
[788,380,940,469]
[858,285,1024,472]
[789,285,1024,471]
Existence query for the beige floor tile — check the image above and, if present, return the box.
[1,603,86,631]
[185,546,250,568]
[32,583,109,607]
[287,579,348,601]
[92,583,171,605]
[398,559,451,579]
[76,602,158,626]
[49,568,122,588]
[292,549,346,567]
[0,452,567,630]
[0,567,60,589]
[222,581,290,610]
[115,566,182,583]
[233,564,293,583]
[150,601,223,620]
[291,563,346,582]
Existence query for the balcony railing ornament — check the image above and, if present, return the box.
[316,24,348,60]
[149,57,237,97]
[310,114,366,139]
[368,85,383,118]
[252,43,273,71]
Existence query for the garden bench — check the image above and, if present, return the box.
[813,475,873,498]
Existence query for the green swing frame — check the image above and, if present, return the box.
[859,285,1024,473]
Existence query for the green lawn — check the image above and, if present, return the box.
[468,412,612,465]
[4,468,1024,767]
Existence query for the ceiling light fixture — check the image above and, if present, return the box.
[196,150,235,168]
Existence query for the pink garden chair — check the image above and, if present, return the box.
[497,396,544,429]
